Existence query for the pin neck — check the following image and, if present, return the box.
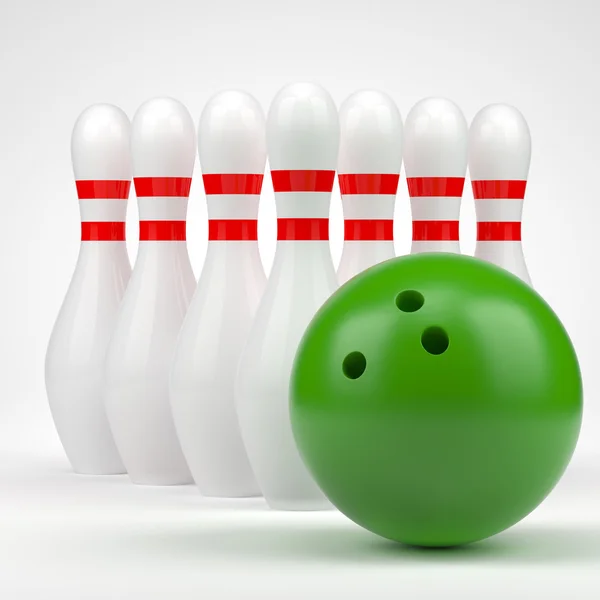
[276,218,329,241]
[134,177,192,197]
[477,222,522,241]
[208,220,258,241]
[204,240,262,266]
[202,173,263,195]
[76,180,131,199]
[407,177,465,197]
[272,236,335,265]
[407,177,464,242]
[135,238,191,262]
[76,238,129,264]
[134,176,191,236]
[81,222,126,241]
[271,169,335,192]
[338,173,399,195]
[271,169,335,227]
[411,240,460,254]
[472,180,527,199]
[472,180,526,233]
[201,173,264,241]
[412,221,459,242]
[139,221,186,241]
[344,220,393,241]
[77,179,130,226]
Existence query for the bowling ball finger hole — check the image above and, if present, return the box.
[396,290,425,313]
[421,326,449,355]
[342,352,367,379]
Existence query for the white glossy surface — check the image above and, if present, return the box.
[45,104,131,475]
[337,90,403,175]
[337,90,402,284]
[196,89,267,174]
[403,97,468,178]
[475,241,530,280]
[105,98,196,485]
[404,97,468,254]
[170,90,266,497]
[469,104,531,181]
[339,239,395,284]
[128,97,197,177]
[71,104,132,181]
[469,104,532,285]
[265,82,339,170]
[235,83,339,510]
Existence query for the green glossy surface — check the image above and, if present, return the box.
[290,254,582,547]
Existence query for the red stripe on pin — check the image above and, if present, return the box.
[407,177,465,197]
[209,219,258,241]
[338,174,400,195]
[134,177,192,197]
[412,220,459,241]
[271,170,335,193]
[477,222,522,241]
[344,219,394,241]
[202,174,264,195]
[76,180,131,199]
[472,180,527,199]
[81,222,126,241]
[139,220,186,241]
[277,218,329,241]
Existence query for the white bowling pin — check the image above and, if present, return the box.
[45,104,131,475]
[105,97,196,485]
[469,104,532,285]
[337,90,403,284]
[170,90,266,497]
[235,82,339,510]
[404,98,468,253]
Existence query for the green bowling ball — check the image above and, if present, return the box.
[290,253,582,547]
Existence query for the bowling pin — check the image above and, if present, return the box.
[404,98,468,253]
[235,82,339,510]
[45,104,131,475]
[337,90,403,284]
[469,104,532,285]
[105,97,196,485]
[170,90,266,497]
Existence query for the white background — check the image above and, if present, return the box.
[1,0,599,597]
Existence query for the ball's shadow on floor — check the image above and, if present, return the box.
[127,517,600,566]
[35,455,600,567]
